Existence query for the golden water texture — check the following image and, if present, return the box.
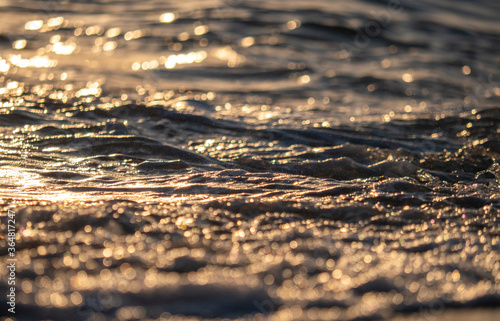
[0,0,500,320]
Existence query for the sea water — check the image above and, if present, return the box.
[0,0,499,320]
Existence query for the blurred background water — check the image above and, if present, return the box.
[0,0,500,320]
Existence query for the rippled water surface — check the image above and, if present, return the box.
[1,0,500,320]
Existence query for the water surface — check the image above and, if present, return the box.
[0,0,500,320]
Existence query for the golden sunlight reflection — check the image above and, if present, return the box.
[13,39,27,50]
[84,25,104,36]
[160,12,177,23]
[25,20,44,31]
[164,51,207,69]
[102,41,117,52]
[47,17,64,28]
[214,46,245,67]
[9,55,58,68]
[240,36,255,48]
[402,72,414,83]
[124,30,145,41]
[105,27,121,38]
[194,25,209,36]
[51,42,77,55]
[132,51,207,71]
[0,80,24,95]
[0,167,44,188]
[0,2,499,320]
[75,81,102,97]
[286,19,302,30]
[0,58,10,73]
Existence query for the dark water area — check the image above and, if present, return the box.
[0,0,500,320]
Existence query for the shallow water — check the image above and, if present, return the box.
[0,0,500,320]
